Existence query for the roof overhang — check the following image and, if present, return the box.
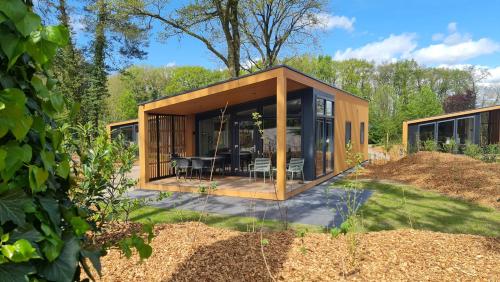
[406,105,500,125]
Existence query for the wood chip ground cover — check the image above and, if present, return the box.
[92,222,500,281]
[359,152,500,209]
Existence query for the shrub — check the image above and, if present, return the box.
[0,2,96,280]
[464,143,482,159]
[482,144,500,163]
[441,139,457,153]
[422,140,438,152]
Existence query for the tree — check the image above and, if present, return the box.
[164,66,229,95]
[240,0,325,70]
[404,86,443,120]
[115,0,242,77]
[52,0,89,122]
[443,89,476,113]
[0,1,97,279]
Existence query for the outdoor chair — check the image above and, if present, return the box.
[191,158,210,180]
[174,158,190,180]
[248,158,272,183]
[287,158,304,183]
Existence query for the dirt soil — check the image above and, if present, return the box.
[359,151,500,209]
[90,222,500,281]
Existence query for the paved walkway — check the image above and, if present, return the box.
[128,171,372,228]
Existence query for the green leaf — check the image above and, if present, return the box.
[14,12,42,36]
[11,114,32,141]
[29,165,49,193]
[0,263,36,282]
[1,233,9,243]
[39,235,80,282]
[49,92,64,112]
[70,217,90,236]
[137,244,152,259]
[0,0,27,22]
[9,224,44,244]
[42,25,69,46]
[14,11,41,36]
[0,31,20,60]
[50,130,63,149]
[56,159,70,179]
[1,239,39,262]
[40,150,55,171]
[31,76,49,100]
[0,143,31,181]
[38,197,60,227]
[0,189,30,225]
[0,12,7,24]
[81,249,102,277]
[0,148,6,171]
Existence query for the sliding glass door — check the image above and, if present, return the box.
[315,98,334,177]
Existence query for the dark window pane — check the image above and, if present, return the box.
[316,119,324,176]
[437,120,454,149]
[457,117,474,145]
[263,104,276,117]
[199,115,230,156]
[360,122,365,144]
[326,121,333,173]
[326,101,333,116]
[287,99,302,115]
[419,123,435,145]
[287,118,302,159]
[345,121,352,145]
[316,98,324,116]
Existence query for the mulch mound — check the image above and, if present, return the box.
[93,222,500,281]
[358,151,500,209]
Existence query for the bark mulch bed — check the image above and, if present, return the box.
[93,222,500,281]
[358,151,500,209]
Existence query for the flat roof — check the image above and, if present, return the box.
[406,105,500,124]
[108,119,138,127]
[139,65,367,106]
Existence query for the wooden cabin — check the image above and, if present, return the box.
[135,66,368,200]
[403,105,500,152]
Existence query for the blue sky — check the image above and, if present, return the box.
[69,0,500,84]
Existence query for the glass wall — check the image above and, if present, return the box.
[437,120,454,148]
[315,97,334,177]
[198,115,230,156]
[418,123,435,147]
[457,117,474,146]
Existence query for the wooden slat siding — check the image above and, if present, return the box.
[146,114,187,180]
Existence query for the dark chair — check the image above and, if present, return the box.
[191,158,209,180]
[174,158,190,180]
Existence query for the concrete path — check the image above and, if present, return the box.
[128,172,371,228]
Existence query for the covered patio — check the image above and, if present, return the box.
[138,66,368,200]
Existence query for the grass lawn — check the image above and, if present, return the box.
[341,180,500,237]
[127,180,500,237]
[128,206,324,233]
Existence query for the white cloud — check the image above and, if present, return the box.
[312,13,355,32]
[166,61,176,67]
[412,38,499,64]
[333,22,500,65]
[333,33,417,63]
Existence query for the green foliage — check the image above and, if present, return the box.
[422,140,438,152]
[0,1,99,280]
[441,139,457,153]
[118,220,155,260]
[464,143,482,159]
[164,66,229,95]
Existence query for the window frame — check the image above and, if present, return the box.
[360,122,365,145]
[345,121,352,145]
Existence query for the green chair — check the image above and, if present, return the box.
[287,158,304,182]
[248,158,272,183]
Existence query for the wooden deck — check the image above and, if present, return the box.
[139,172,336,200]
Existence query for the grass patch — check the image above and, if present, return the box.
[127,206,324,233]
[338,180,500,237]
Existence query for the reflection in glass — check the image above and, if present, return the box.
[326,101,333,116]
[262,118,302,166]
[437,120,454,148]
[419,123,435,146]
[316,98,325,116]
[315,119,324,176]
[198,116,230,156]
[239,120,255,170]
[457,117,474,145]
[326,121,333,173]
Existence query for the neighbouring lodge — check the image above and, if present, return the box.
[110,66,369,200]
[403,105,500,152]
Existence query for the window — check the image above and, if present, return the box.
[418,123,435,144]
[199,116,230,156]
[457,117,474,146]
[326,101,333,116]
[360,122,365,144]
[316,98,325,116]
[437,120,455,148]
[345,121,352,145]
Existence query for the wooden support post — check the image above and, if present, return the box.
[276,72,287,200]
[402,121,408,154]
[138,106,149,187]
